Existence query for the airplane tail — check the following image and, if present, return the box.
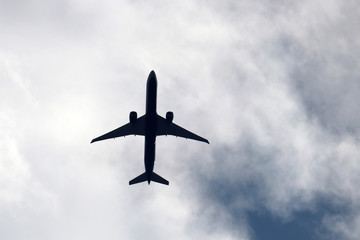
[151,172,169,185]
[129,172,169,185]
[129,172,147,185]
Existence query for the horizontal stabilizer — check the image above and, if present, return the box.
[129,172,169,185]
[151,172,169,185]
[129,172,147,185]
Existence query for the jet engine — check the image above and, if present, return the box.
[166,111,174,124]
[129,111,137,124]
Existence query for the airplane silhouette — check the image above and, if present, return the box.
[91,71,209,185]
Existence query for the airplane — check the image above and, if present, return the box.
[91,70,209,185]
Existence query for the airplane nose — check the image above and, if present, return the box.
[147,70,157,84]
[149,70,156,79]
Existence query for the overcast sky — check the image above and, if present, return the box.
[1,0,360,239]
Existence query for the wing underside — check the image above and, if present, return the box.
[156,114,209,144]
[91,115,146,143]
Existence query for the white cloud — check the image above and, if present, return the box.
[0,0,359,239]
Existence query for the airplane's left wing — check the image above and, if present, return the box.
[156,115,209,144]
[91,115,146,143]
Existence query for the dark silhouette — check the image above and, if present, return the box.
[91,71,209,185]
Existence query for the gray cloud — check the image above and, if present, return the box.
[1,0,359,239]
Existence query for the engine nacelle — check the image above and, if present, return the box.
[166,111,174,124]
[129,111,137,124]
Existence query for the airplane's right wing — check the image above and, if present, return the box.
[156,115,209,144]
[91,115,146,143]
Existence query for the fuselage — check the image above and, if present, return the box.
[144,71,158,184]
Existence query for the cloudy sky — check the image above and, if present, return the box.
[1,0,360,239]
